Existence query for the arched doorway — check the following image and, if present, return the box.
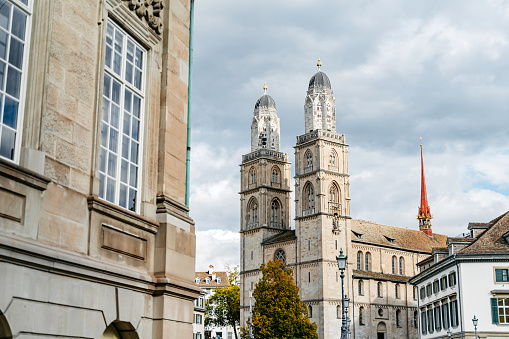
[0,311,12,339]
[101,321,139,339]
[376,321,386,339]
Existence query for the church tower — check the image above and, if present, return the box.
[418,141,433,236]
[239,84,292,326]
[294,59,351,339]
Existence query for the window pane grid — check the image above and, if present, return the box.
[0,0,29,162]
[498,298,509,324]
[99,20,145,212]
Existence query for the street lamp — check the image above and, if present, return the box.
[472,315,478,339]
[336,249,348,339]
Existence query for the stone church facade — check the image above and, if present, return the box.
[239,61,447,339]
[0,0,200,338]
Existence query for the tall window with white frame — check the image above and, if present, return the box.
[99,19,146,212]
[0,0,31,162]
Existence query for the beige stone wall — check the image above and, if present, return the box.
[0,0,201,337]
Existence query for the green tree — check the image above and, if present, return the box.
[205,266,241,339]
[242,259,318,339]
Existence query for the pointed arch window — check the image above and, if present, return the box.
[399,256,405,275]
[271,167,280,183]
[357,251,363,270]
[271,199,281,227]
[377,282,383,297]
[328,183,340,214]
[329,150,338,171]
[249,167,256,185]
[275,249,286,264]
[303,182,315,216]
[304,150,313,172]
[247,197,258,228]
[392,255,397,274]
[365,252,371,271]
[395,284,400,299]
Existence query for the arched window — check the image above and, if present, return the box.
[249,167,256,184]
[359,307,365,325]
[329,150,337,167]
[308,305,313,318]
[377,282,383,297]
[358,280,364,296]
[337,305,341,319]
[305,150,313,170]
[357,251,363,270]
[271,166,280,184]
[247,197,258,227]
[392,256,396,274]
[303,182,315,215]
[271,199,281,227]
[399,257,405,275]
[328,183,340,214]
[365,252,371,271]
[395,284,399,299]
[275,249,286,265]
[396,310,401,327]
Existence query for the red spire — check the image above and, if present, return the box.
[418,142,433,236]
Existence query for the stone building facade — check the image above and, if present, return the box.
[239,62,448,339]
[0,0,200,338]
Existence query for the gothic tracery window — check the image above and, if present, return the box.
[249,167,256,184]
[328,183,340,214]
[329,150,337,167]
[303,182,315,214]
[271,167,280,183]
[305,150,313,170]
[275,249,286,264]
[247,197,258,227]
[271,199,281,226]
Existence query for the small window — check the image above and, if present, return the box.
[205,277,210,284]
[377,282,383,297]
[395,284,399,299]
[308,272,311,282]
[337,305,341,319]
[420,287,425,300]
[217,277,221,284]
[495,268,509,282]
[378,308,383,316]
[358,280,364,296]
[392,256,396,274]
[399,257,405,275]
[275,249,286,264]
[365,252,371,271]
[195,277,200,284]
[308,305,313,318]
[449,271,457,286]
[251,251,253,260]
[396,309,401,327]
[357,251,362,270]
[359,307,365,325]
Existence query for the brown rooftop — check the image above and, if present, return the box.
[447,237,474,243]
[351,219,447,253]
[352,269,411,283]
[459,211,509,255]
[195,271,230,288]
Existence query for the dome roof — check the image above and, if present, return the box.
[308,71,331,91]
[254,93,276,109]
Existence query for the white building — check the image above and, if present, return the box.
[195,266,234,339]
[193,293,206,339]
[410,215,509,338]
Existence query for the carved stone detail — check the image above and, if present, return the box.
[123,0,164,34]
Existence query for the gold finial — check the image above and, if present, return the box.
[317,58,322,71]
[420,136,422,147]
[263,82,268,94]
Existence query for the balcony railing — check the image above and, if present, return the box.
[270,222,283,228]
[304,166,313,174]
[271,182,281,188]
[328,202,341,214]
[303,208,315,216]
[246,223,259,230]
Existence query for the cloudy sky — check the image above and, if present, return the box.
[189,0,509,272]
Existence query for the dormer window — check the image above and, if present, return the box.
[205,277,210,284]
[384,236,395,244]
[195,277,200,284]
[217,277,222,284]
[352,231,362,239]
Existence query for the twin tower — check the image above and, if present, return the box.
[239,60,352,338]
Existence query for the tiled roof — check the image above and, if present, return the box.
[262,230,296,245]
[195,271,230,287]
[447,237,474,243]
[458,211,509,255]
[468,222,490,227]
[352,269,411,282]
[432,247,449,252]
[351,219,447,253]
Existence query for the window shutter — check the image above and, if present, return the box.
[491,298,499,324]
[495,269,503,282]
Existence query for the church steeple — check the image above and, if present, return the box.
[304,59,336,133]
[418,139,433,236]
[251,83,280,152]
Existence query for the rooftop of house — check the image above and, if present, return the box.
[352,269,412,283]
[458,211,509,255]
[351,219,448,253]
[195,269,230,288]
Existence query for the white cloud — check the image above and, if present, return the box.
[196,230,240,272]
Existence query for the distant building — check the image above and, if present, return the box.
[410,215,509,338]
[239,60,448,339]
[0,0,200,338]
[196,266,233,339]
[193,293,206,339]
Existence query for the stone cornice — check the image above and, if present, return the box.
[87,195,159,234]
[156,193,194,225]
[0,157,50,191]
